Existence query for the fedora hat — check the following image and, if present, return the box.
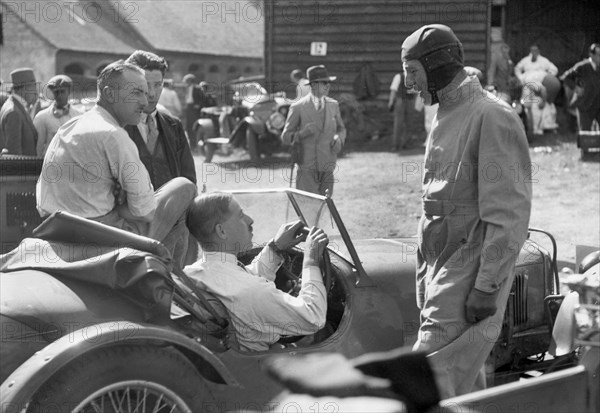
[307,65,336,84]
[10,68,36,87]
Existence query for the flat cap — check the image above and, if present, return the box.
[47,74,73,89]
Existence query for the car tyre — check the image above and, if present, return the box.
[28,345,210,413]
[246,130,260,162]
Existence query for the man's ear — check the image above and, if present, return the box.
[215,223,227,241]
[102,85,116,104]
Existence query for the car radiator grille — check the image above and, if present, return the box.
[512,272,529,326]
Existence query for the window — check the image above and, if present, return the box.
[65,63,85,76]
[209,64,220,73]
[188,63,202,73]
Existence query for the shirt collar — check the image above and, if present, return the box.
[201,250,239,266]
[93,104,122,128]
[140,109,158,124]
[311,94,324,107]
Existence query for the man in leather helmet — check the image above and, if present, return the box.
[402,25,532,398]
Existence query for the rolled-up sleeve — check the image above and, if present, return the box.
[106,131,156,218]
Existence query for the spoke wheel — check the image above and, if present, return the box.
[28,345,210,413]
[74,381,189,413]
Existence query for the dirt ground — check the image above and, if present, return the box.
[195,130,599,267]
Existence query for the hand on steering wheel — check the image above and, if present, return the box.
[272,221,307,252]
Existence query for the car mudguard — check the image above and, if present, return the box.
[244,116,266,135]
[0,321,239,411]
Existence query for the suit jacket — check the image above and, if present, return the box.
[125,110,197,188]
[281,94,346,170]
[0,96,38,155]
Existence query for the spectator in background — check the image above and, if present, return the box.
[34,75,82,157]
[0,80,9,109]
[560,43,600,133]
[0,68,38,155]
[487,42,521,104]
[515,44,559,135]
[158,78,182,118]
[388,72,419,150]
[183,73,202,147]
[281,65,346,196]
[290,69,311,101]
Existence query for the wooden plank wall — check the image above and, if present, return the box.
[264,0,490,136]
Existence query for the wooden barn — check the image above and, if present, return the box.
[263,0,491,140]
[263,0,600,140]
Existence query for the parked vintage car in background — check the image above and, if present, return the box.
[0,179,571,412]
[193,78,293,163]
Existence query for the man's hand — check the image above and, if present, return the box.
[298,123,318,139]
[272,221,306,252]
[303,227,329,267]
[113,182,126,206]
[330,136,343,154]
[465,288,499,323]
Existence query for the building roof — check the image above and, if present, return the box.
[1,0,135,54]
[2,0,263,57]
[116,0,264,58]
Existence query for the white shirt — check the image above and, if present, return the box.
[390,73,402,92]
[36,105,155,219]
[311,94,325,111]
[183,247,326,352]
[34,104,82,156]
[514,54,558,83]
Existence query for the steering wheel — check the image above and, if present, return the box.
[320,249,334,295]
[275,247,334,297]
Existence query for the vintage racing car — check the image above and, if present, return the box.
[267,254,600,413]
[193,79,292,163]
[0,187,567,412]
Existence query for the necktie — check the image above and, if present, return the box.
[146,114,159,153]
[317,99,322,111]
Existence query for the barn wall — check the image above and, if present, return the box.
[264,0,490,136]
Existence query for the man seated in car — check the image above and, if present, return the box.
[184,192,328,352]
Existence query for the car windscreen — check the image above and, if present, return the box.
[231,191,354,265]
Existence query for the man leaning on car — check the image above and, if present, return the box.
[36,60,196,265]
[184,191,329,352]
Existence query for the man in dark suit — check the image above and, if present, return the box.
[124,50,197,265]
[561,43,600,132]
[281,65,346,196]
[0,68,38,155]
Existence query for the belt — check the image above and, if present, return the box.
[422,199,478,216]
